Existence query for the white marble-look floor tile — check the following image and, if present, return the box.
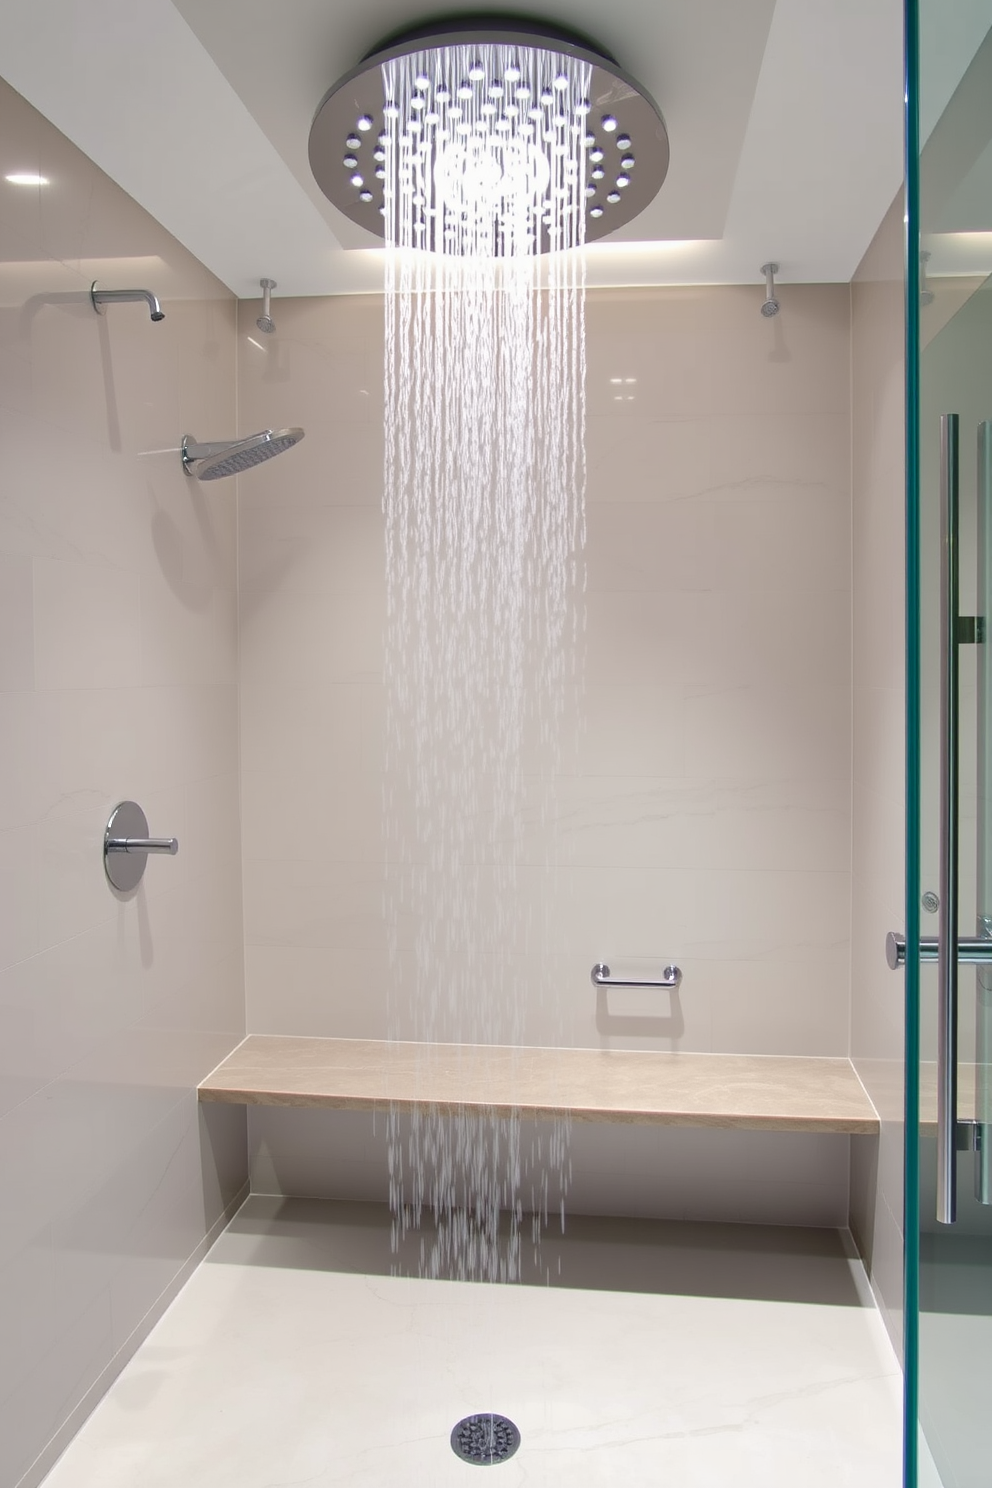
[41,1201,903,1488]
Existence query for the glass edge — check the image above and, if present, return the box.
[903,0,921,1484]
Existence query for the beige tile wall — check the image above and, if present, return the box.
[0,80,247,1488]
[238,282,854,1222]
[849,193,906,1358]
[0,55,909,1475]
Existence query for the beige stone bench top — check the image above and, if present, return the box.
[857,1056,979,1130]
[198,1035,879,1135]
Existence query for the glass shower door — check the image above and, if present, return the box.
[908,4,992,1482]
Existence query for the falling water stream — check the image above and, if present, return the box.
[381,43,588,1281]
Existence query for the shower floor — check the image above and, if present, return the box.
[40,1197,902,1488]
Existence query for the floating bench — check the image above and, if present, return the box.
[198,1036,879,1135]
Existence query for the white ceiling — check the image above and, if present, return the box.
[0,0,908,296]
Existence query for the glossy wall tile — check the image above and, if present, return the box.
[0,78,248,1488]
[238,284,854,1220]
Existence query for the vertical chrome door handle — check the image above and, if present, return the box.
[977,420,992,1203]
[938,412,960,1224]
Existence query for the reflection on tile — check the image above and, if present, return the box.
[586,410,850,506]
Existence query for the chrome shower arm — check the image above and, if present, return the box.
[90,282,165,321]
[181,437,241,459]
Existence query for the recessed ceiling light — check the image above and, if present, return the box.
[5,172,49,186]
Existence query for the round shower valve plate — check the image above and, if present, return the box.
[104,800,150,893]
[103,800,179,893]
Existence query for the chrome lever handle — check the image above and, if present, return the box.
[105,836,179,855]
[591,963,682,990]
[104,801,179,892]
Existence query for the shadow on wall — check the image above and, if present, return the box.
[849,1131,881,1271]
[209,1194,872,1307]
[199,1102,249,1232]
[595,986,684,1039]
[766,310,791,364]
[20,291,121,447]
[150,477,223,612]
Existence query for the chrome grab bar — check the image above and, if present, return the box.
[886,933,992,968]
[591,963,682,990]
[938,412,960,1224]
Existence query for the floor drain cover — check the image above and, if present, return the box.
[450,1413,521,1465]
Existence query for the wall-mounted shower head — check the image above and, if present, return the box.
[256,278,277,334]
[760,262,780,318]
[181,428,304,481]
[90,281,164,321]
[308,18,670,253]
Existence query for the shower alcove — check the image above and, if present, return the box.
[0,9,910,1475]
[228,279,879,1235]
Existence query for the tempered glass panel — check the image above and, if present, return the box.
[911,5,992,1483]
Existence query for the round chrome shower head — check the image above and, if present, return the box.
[181,428,305,481]
[308,17,669,252]
[760,297,780,318]
[256,277,277,334]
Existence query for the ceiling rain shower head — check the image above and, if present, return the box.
[181,428,305,481]
[308,15,669,252]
